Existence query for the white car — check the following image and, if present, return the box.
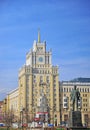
[12,123,18,128]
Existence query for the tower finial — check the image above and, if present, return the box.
[38,28,40,43]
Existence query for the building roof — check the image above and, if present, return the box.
[60,77,90,86]
[70,77,90,82]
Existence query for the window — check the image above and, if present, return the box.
[64,114,68,122]
[64,103,67,107]
[69,88,71,92]
[54,94,56,96]
[46,76,49,83]
[54,84,56,87]
[84,114,88,123]
[83,104,85,107]
[82,88,84,92]
[54,99,56,101]
[64,99,67,102]
[64,88,66,92]
[40,76,43,81]
[88,88,89,92]
[34,75,36,78]
[85,88,87,92]
[46,56,48,64]
[53,76,56,81]
[54,79,56,82]
[46,76,49,80]
[54,88,56,91]
[85,94,87,97]
[55,115,57,117]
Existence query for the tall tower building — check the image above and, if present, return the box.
[18,31,60,124]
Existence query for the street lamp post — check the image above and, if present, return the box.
[20,109,23,129]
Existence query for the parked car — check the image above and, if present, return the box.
[0,123,5,127]
[48,124,54,127]
[12,123,18,128]
[22,123,28,127]
[60,121,68,127]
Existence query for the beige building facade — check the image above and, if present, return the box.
[6,88,19,122]
[60,81,90,127]
[18,32,60,124]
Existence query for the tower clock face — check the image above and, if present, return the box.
[38,57,43,62]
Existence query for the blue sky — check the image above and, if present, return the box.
[0,0,90,100]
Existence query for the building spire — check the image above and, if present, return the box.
[38,28,41,43]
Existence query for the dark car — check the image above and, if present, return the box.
[0,123,5,127]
